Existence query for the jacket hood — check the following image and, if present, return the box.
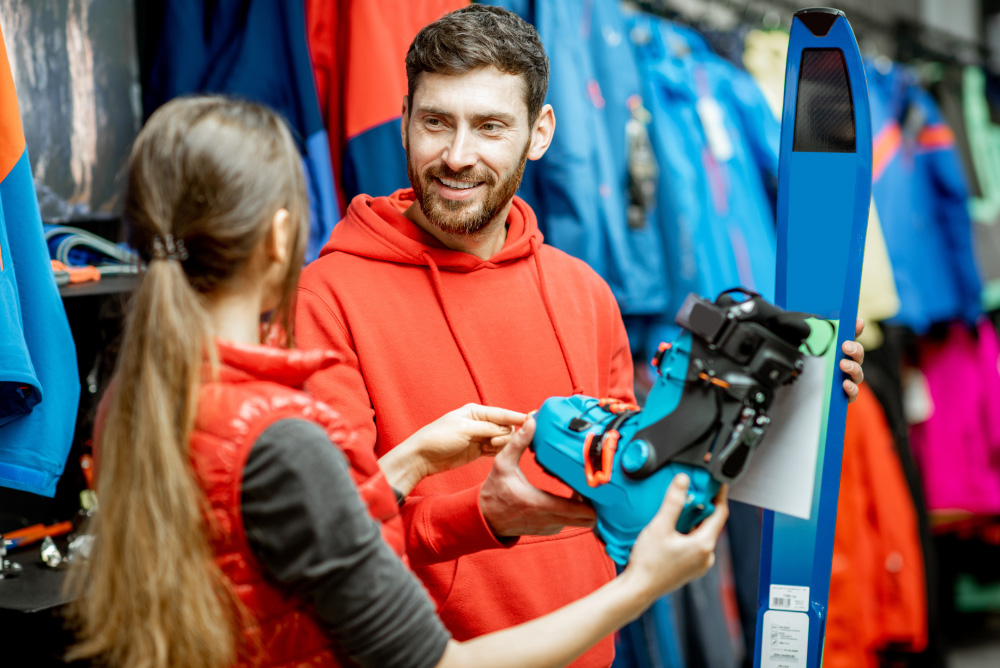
[319,189,545,270]
[314,189,583,399]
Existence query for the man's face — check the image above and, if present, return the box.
[404,67,534,236]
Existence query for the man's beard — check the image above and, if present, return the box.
[407,139,529,236]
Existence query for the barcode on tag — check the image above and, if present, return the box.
[769,584,809,612]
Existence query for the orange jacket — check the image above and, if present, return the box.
[824,384,927,667]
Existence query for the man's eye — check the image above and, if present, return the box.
[426,118,441,127]
[482,123,497,131]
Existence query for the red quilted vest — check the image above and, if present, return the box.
[188,340,407,667]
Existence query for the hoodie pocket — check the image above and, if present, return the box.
[432,527,617,642]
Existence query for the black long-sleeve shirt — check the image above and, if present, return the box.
[241,418,450,668]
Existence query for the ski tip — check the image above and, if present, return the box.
[794,7,846,37]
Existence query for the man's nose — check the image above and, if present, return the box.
[441,126,477,173]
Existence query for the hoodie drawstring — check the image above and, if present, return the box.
[422,252,489,404]
[530,238,584,395]
[421,241,584,403]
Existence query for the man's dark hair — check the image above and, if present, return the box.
[405,5,549,122]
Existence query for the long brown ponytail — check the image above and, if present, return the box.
[66,96,308,668]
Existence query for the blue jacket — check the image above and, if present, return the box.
[628,13,779,353]
[0,36,80,495]
[140,0,337,263]
[866,61,982,331]
[484,0,670,317]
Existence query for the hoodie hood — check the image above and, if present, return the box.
[315,188,582,400]
[319,189,545,270]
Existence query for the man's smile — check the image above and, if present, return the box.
[433,176,486,200]
[438,177,481,189]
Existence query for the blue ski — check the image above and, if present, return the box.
[753,8,871,668]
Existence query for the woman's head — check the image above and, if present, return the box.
[67,97,307,668]
[125,96,308,342]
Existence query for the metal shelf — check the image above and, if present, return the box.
[57,274,137,299]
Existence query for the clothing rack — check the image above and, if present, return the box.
[631,0,992,67]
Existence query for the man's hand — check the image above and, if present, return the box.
[841,317,866,404]
[480,419,597,538]
[381,404,525,496]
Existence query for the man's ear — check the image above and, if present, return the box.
[267,208,291,267]
[400,95,410,148]
[527,103,555,161]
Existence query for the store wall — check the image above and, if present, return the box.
[920,0,980,44]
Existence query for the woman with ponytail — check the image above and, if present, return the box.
[67,96,728,668]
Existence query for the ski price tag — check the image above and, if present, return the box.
[762,610,809,668]
[769,584,810,612]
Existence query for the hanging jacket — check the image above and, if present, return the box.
[305,0,467,209]
[742,28,790,119]
[296,189,634,668]
[188,340,406,667]
[627,13,779,358]
[960,66,1000,310]
[962,66,1000,221]
[909,320,1000,514]
[0,23,80,496]
[856,200,902,350]
[824,384,928,668]
[927,64,982,200]
[482,0,670,318]
[867,61,983,332]
[138,0,338,263]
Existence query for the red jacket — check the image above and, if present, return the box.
[189,340,406,667]
[823,384,927,667]
[304,0,466,210]
[296,189,635,667]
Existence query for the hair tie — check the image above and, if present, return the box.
[151,234,188,262]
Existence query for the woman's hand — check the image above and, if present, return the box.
[379,404,526,496]
[842,317,865,404]
[622,475,729,605]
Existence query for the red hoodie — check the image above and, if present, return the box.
[296,189,635,667]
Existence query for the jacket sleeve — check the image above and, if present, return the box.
[296,286,512,568]
[919,91,983,325]
[242,419,451,668]
[399,482,515,569]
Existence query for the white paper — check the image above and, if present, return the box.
[728,354,826,519]
[761,610,809,668]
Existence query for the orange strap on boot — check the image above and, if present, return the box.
[584,430,620,487]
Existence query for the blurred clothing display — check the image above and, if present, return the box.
[483,0,670,317]
[305,0,466,211]
[867,61,983,332]
[0,22,80,497]
[627,12,779,357]
[825,384,928,668]
[7,1,1000,666]
[909,320,1000,515]
[856,200,902,350]
[138,0,338,262]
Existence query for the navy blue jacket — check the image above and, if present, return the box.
[139,0,337,262]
